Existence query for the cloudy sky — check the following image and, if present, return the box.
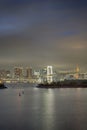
[0,0,87,70]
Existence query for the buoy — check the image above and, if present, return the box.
[19,92,21,96]
[22,91,24,94]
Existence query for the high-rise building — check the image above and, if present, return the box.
[26,67,33,78]
[14,67,23,79]
[47,66,53,83]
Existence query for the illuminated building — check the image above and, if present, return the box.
[26,67,33,78]
[6,70,11,78]
[47,66,53,83]
[26,67,38,83]
[74,66,80,79]
[14,67,23,79]
[0,70,6,79]
[64,65,80,80]
[38,67,47,83]
[0,70,11,79]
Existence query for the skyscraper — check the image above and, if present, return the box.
[26,67,33,79]
[47,66,53,83]
[14,67,23,79]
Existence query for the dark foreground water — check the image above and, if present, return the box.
[0,83,87,130]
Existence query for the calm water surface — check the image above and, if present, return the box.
[0,83,87,130]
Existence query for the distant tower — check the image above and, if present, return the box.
[75,65,80,79]
[47,66,53,83]
[76,65,80,73]
[26,67,33,79]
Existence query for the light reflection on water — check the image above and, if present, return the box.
[0,83,87,130]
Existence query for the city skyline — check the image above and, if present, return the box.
[0,65,87,83]
[0,0,87,70]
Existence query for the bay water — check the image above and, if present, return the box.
[0,83,87,130]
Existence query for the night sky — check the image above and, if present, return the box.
[0,0,87,70]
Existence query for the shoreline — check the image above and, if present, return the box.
[0,83,7,89]
[36,79,87,89]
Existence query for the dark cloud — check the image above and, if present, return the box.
[0,0,87,70]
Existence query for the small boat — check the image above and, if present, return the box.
[19,92,21,96]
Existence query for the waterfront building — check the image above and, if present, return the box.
[64,66,83,80]
[0,69,11,79]
[26,67,33,82]
[14,67,23,80]
[47,66,53,83]
[38,67,49,83]
[6,70,11,78]
[26,67,33,78]
[74,66,80,79]
[33,70,40,83]
[0,70,6,79]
